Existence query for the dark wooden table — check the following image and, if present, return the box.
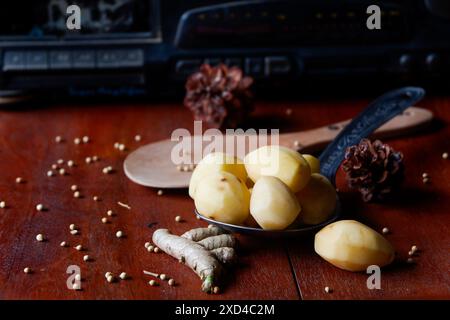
[0,96,449,300]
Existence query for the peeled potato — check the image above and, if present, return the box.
[189,152,247,199]
[250,176,301,230]
[244,146,311,193]
[302,154,320,174]
[194,171,250,225]
[297,174,337,225]
[314,220,395,272]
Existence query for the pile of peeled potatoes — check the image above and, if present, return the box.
[189,146,395,272]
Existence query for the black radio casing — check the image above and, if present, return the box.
[1,0,450,98]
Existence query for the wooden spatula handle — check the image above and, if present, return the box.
[278,106,432,153]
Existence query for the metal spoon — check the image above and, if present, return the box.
[195,87,426,237]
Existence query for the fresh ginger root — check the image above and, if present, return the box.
[152,225,236,293]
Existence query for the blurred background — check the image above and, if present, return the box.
[1,0,450,101]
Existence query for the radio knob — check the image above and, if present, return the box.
[425,53,440,71]
[399,54,413,72]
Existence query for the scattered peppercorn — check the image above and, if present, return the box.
[157,190,164,196]
[36,204,45,211]
[168,279,175,286]
[119,272,128,280]
[116,230,124,238]
[102,166,113,174]
[382,227,389,234]
[175,216,182,222]
[16,177,24,184]
[24,267,32,274]
[36,234,45,242]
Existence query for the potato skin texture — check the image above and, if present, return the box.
[194,171,250,225]
[244,146,311,193]
[302,154,320,174]
[297,174,337,225]
[314,220,395,272]
[250,176,301,230]
[189,152,247,199]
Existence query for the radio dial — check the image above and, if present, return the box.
[399,54,414,72]
[425,53,440,71]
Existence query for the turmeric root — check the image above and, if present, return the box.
[198,234,236,250]
[211,247,236,264]
[152,226,236,293]
[181,225,226,241]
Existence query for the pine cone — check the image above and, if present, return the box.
[184,63,254,129]
[342,139,404,202]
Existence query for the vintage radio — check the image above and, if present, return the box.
[1,0,450,98]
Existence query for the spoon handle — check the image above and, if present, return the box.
[319,87,425,185]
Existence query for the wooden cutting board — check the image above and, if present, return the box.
[124,106,433,189]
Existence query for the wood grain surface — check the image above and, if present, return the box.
[0,97,449,300]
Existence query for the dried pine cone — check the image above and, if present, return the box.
[184,63,254,129]
[342,139,404,202]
